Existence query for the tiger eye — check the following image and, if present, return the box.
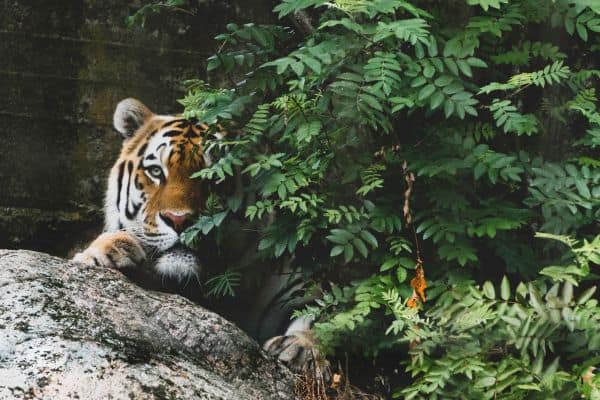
[148,166,163,178]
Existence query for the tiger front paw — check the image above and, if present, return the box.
[72,231,145,269]
[263,330,330,380]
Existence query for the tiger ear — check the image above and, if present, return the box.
[113,98,154,139]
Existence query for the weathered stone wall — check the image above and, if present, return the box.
[0,0,274,255]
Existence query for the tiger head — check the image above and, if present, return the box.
[105,98,210,255]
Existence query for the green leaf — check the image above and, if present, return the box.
[396,267,407,283]
[330,245,344,257]
[411,76,427,87]
[418,84,436,101]
[516,384,542,392]
[429,91,445,110]
[380,258,398,271]
[353,238,369,258]
[475,377,495,388]
[359,94,383,111]
[456,60,473,77]
[501,276,511,301]
[575,180,591,199]
[300,55,322,74]
[360,230,379,248]
[578,287,597,304]
[466,57,487,68]
[576,23,588,41]
[466,0,508,11]
[343,243,354,263]
[482,281,496,299]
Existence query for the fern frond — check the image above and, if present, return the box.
[357,164,385,196]
[373,19,431,45]
[507,60,571,88]
[489,99,539,135]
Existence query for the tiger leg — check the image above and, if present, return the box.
[72,231,145,269]
[263,316,330,380]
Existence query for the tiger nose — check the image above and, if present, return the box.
[160,210,193,233]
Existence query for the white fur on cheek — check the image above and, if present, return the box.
[153,248,202,282]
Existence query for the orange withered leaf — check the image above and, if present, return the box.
[406,291,420,308]
[407,261,427,308]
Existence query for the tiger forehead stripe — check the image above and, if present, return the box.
[162,130,183,137]
[161,118,187,128]
[183,126,201,139]
[162,124,201,139]
[136,143,148,157]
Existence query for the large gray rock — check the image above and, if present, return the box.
[0,250,298,399]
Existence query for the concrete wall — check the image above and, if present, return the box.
[0,0,274,255]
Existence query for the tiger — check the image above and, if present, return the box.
[73,98,325,375]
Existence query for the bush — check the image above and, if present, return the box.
[135,0,600,398]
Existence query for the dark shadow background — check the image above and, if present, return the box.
[0,0,275,256]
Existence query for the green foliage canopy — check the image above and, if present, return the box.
[132,0,599,397]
